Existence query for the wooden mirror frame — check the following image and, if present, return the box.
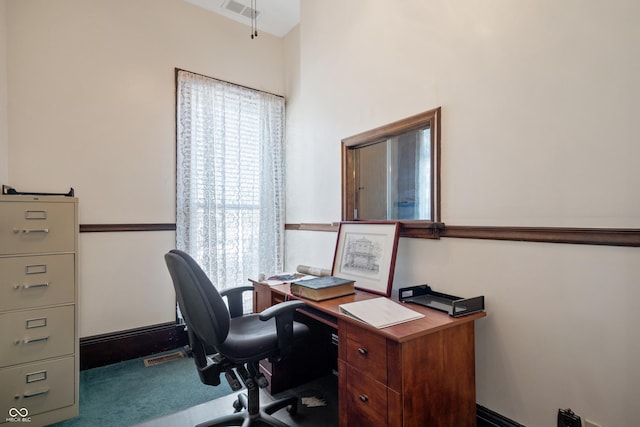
[341,107,443,239]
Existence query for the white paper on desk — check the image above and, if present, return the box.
[264,274,316,286]
[339,297,424,328]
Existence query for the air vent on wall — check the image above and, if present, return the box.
[222,0,260,20]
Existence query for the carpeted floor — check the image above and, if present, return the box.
[134,373,338,427]
[49,349,233,427]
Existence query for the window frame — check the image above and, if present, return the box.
[341,107,443,239]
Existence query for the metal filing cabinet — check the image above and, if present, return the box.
[0,195,78,426]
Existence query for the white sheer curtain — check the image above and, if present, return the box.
[175,70,285,293]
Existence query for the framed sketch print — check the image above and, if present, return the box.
[332,221,401,296]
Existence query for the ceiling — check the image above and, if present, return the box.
[185,0,300,38]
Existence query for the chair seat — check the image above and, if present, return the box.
[219,314,310,362]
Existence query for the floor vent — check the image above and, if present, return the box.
[143,351,184,367]
[477,405,524,427]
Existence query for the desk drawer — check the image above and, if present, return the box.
[0,254,75,311]
[343,322,387,384]
[343,363,388,427]
[0,306,75,368]
[0,201,75,255]
[0,356,75,418]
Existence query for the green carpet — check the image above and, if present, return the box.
[50,350,233,427]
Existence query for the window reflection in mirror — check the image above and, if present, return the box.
[342,107,440,223]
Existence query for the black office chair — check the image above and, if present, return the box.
[164,249,309,427]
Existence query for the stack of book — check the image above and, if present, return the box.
[289,276,355,301]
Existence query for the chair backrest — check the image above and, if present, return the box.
[164,249,231,349]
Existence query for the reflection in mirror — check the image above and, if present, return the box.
[342,107,440,223]
[356,128,431,220]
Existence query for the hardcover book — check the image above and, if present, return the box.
[289,276,355,301]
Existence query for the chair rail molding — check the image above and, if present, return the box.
[80,223,176,233]
[81,222,640,246]
[285,223,640,247]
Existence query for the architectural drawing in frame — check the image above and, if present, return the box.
[332,222,400,296]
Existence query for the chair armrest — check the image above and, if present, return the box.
[220,286,255,318]
[259,300,307,361]
[258,299,306,320]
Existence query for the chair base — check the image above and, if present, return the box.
[196,386,298,427]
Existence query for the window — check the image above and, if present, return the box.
[175,70,285,298]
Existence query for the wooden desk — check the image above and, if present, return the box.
[252,281,486,427]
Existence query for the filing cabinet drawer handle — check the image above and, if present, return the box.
[17,283,50,290]
[23,388,50,398]
[13,228,49,234]
[20,336,50,345]
[357,347,368,355]
[359,394,369,403]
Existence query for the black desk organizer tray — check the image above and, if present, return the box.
[398,285,484,317]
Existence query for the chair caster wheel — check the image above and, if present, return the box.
[287,401,298,416]
[233,399,243,413]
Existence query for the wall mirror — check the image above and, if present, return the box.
[342,107,441,229]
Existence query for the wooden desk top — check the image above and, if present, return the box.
[266,282,486,343]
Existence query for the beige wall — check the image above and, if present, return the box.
[0,0,7,183]
[284,0,639,426]
[5,0,284,337]
[5,0,639,425]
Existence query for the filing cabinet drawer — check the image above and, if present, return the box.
[0,201,76,255]
[0,254,75,311]
[0,356,75,418]
[343,322,387,384]
[0,196,78,425]
[343,363,388,427]
[0,306,75,368]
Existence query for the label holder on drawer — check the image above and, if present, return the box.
[26,317,48,329]
[25,264,47,275]
[25,210,47,220]
[26,370,48,383]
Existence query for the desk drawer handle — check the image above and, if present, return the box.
[357,347,368,355]
[359,394,369,403]
[21,283,50,290]
[20,336,50,344]
[23,388,50,398]
[14,228,49,234]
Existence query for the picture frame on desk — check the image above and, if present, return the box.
[332,221,400,297]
